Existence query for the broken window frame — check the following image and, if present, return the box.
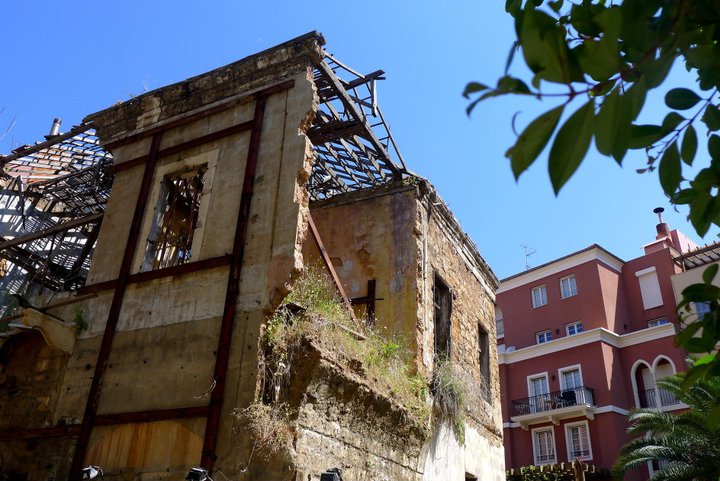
[478,322,490,392]
[142,165,207,271]
[433,273,452,359]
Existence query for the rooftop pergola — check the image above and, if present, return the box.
[674,242,720,270]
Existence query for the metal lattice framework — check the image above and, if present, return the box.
[308,54,408,200]
[0,125,112,299]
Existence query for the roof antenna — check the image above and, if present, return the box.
[521,244,537,270]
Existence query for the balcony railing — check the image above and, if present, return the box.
[637,387,680,408]
[511,386,595,417]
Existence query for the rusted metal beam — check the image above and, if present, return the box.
[109,120,255,174]
[350,279,378,324]
[200,92,268,473]
[77,254,233,295]
[307,212,358,326]
[0,213,103,251]
[0,406,209,441]
[94,406,209,425]
[68,133,164,481]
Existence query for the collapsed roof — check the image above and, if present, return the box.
[0,48,408,307]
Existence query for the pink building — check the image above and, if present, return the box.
[496,213,697,480]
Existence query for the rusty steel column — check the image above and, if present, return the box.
[199,93,267,472]
[68,133,164,481]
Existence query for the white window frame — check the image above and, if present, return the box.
[527,372,550,414]
[558,364,583,390]
[559,274,578,299]
[565,420,593,461]
[565,321,583,336]
[527,372,550,397]
[536,330,552,344]
[531,285,548,308]
[531,426,557,465]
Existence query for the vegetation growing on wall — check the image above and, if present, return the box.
[433,356,470,445]
[240,266,431,458]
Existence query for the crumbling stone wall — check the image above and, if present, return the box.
[0,333,75,481]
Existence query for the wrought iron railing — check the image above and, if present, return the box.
[511,386,594,417]
[637,388,679,408]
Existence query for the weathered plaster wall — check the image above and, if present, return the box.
[295,181,503,481]
[415,181,504,481]
[306,184,420,344]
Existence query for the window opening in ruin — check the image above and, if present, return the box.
[478,323,490,392]
[143,166,207,271]
[433,273,452,358]
[465,474,478,481]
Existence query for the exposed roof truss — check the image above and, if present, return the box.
[0,125,111,298]
[308,53,408,200]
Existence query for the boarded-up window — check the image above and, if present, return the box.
[636,267,663,310]
[143,167,206,270]
[434,273,451,358]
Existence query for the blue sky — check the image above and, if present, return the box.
[1,1,714,280]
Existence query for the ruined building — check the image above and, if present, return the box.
[0,33,503,481]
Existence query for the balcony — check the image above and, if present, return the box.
[637,387,681,409]
[510,386,595,430]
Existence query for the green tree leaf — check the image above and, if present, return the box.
[659,141,681,196]
[462,82,489,99]
[662,112,685,133]
[710,134,720,160]
[596,88,632,163]
[703,104,720,131]
[627,79,647,120]
[549,100,595,193]
[665,88,702,110]
[506,105,565,180]
[520,8,583,84]
[681,124,698,165]
[628,124,663,149]
[703,264,719,284]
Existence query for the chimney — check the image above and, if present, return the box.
[653,207,674,245]
[47,118,61,138]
